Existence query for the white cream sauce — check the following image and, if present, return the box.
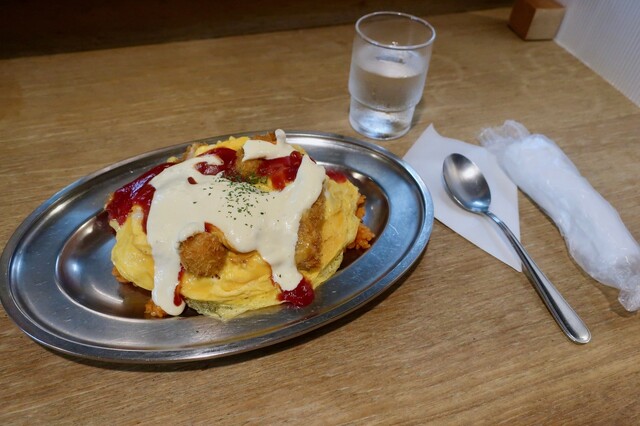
[242,129,294,160]
[146,132,326,315]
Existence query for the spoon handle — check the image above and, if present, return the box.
[484,211,591,344]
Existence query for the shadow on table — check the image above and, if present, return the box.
[1,0,512,59]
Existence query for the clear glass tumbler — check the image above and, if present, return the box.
[348,11,436,140]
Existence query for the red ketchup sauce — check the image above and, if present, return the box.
[325,168,348,183]
[257,151,303,190]
[278,278,315,307]
[195,147,237,177]
[105,162,173,232]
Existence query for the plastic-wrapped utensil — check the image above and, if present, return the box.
[478,120,640,311]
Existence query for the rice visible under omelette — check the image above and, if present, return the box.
[105,130,374,320]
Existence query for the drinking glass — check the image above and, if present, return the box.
[348,11,436,140]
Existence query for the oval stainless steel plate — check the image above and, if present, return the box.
[0,131,433,363]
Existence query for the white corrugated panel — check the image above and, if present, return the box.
[555,0,640,107]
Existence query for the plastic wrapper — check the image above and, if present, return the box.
[478,120,640,311]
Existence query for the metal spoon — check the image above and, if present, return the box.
[442,153,590,344]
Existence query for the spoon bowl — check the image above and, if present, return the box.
[442,153,590,344]
[442,153,491,214]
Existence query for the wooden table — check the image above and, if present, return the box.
[1,7,639,424]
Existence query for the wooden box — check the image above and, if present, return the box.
[509,0,566,40]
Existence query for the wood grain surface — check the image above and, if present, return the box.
[1,7,639,424]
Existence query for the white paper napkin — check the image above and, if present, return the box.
[404,124,522,272]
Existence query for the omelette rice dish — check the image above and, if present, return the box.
[105,130,374,320]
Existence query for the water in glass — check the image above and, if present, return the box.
[349,44,429,139]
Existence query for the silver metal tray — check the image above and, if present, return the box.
[0,131,433,363]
